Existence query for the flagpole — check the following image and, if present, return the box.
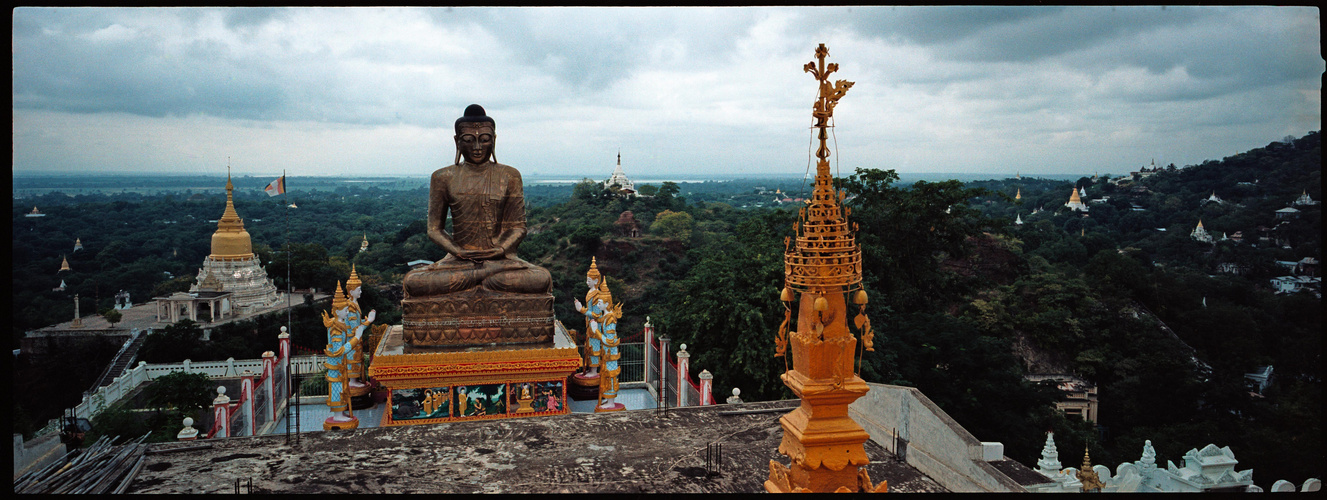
[283,169,295,442]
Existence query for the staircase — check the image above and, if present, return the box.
[93,331,147,389]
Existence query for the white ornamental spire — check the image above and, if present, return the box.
[1037,431,1063,475]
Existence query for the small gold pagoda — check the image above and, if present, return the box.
[59,255,71,273]
[765,43,886,494]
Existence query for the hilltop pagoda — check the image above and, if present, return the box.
[188,172,280,313]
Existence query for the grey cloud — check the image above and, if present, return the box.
[12,16,288,120]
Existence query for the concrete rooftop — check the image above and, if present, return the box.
[127,399,947,494]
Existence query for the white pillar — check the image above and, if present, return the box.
[262,352,276,423]
[676,344,690,407]
[698,369,713,405]
[278,327,290,361]
[212,386,230,438]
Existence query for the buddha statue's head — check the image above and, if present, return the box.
[454,104,496,165]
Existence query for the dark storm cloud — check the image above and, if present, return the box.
[12,8,288,120]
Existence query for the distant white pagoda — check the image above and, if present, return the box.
[1015,213,1024,225]
[602,151,636,196]
[1293,190,1319,206]
[1191,220,1214,244]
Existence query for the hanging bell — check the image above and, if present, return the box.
[780,287,794,302]
[853,290,868,305]
[814,296,829,311]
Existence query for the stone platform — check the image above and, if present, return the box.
[367,322,581,426]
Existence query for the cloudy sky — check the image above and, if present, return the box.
[12,6,1322,179]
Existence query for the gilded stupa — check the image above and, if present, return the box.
[765,43,886,494]
[190,171,280,313]
[1065,187,1089,212]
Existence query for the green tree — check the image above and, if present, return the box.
[102,308,123,327]
[659,211,793,401]
[139,319,203,363]
[146,371,214,414]
[650,210,694,241]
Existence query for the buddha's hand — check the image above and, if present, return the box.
[457,247,504,261]
[365,310,376,324]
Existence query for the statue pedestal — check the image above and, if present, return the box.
[401,289,555,347]
[368,323,580,427]
[323,416,359,431]
[568,372,600,401]
[594,402,625,413]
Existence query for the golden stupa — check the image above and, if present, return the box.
[210,172,255,261]
[765,43,886,494]
[187,169,279,313]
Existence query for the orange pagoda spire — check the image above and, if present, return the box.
[765,43,885,494]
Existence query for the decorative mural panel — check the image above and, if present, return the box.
[391,386,452,421]
[508,380,565,414]
[455,383,505,418]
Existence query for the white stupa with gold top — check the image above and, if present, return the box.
[190,171,280,313]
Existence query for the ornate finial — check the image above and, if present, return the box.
[587,256,601,281]
[346,264,362,292]
[1037,432,1062,475]
[768,43,883,495]
[1077,446,1104,491]
[332,281,347,311]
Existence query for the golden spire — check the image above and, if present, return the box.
[767,43,885,495]
[586,256,602,282]
[1068,187,1083,204]
[332,281,348,311]
[1197,219,1205,229]
[1077,447,1104,491]
[1015,188,1022,200]
[346,264,362,292]
[59,255,71,273]
[210,166,255,260]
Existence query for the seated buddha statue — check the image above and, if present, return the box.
[401,104,555,346]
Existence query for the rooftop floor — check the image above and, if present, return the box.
[128,399,947,494]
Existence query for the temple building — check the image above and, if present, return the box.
[186,173,280,314]
[1065,188,1089,212]
[58,255,71,273]
[1293,190,1319,206]
[25,206,45,218]
[602,151,636,196]
[1191,220,1214,244]
[360,234,369,253]
[73,238,83,252]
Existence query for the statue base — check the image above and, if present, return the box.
[323,416,359,431]
[401,289,555,347]
[568,372,600,401]
[594,402,625,413]
[368,323,580,426]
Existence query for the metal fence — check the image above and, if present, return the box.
[254,384,270,431]
[618,342,645,383]
[229,403,247,437]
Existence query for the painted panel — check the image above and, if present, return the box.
[509,380,565,414]
[391,386,452,421]
[455,383,505,418]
